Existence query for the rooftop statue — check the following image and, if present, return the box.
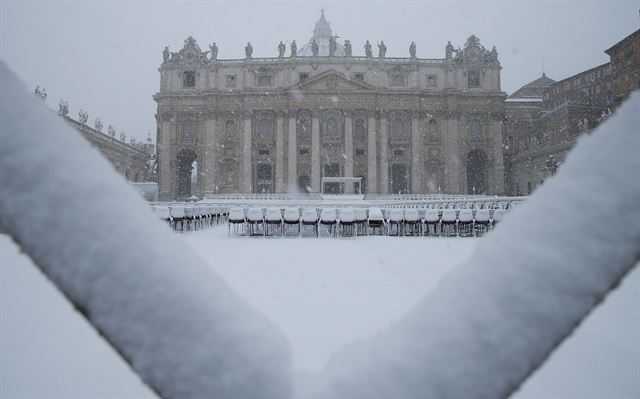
[364,40,372,58]
[278,41,285,58]
[409,41,416,58]
[446,41,454,59]
[290,40,297,57]
[209,42,218,61]
[328,36,337,57]
[311,39,319,56]
[378,41,387,58]
[163,46,170,62]
[245,42,253,59]
[344,40,352,57]
[489,45,498,62]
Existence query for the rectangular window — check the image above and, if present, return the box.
[299,73,309,82]
[183,71,196,88]
[257,74,272,87]
[225,75,237,87]
[467,70,480,88]
[299,148,310,155]
[355,148,365,156]
[182,120,194,138]
[426,74,437,87]
[258,149,269,156]
[353,72,365,82]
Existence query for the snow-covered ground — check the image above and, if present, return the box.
[1,228,638,398]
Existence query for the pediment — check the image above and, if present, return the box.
[290,70,375,92]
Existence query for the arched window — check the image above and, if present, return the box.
[225,119,235,131]
[355,119,366,138]
[182,120,194,138]
[258,118,271,138]
[298,119,311,136]
[470,119,481,140]
[392,119,405,137]
[326,118,338,136]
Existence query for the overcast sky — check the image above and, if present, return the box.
[1,0,639,142]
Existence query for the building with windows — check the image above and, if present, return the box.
[504,28,639,196]
[154,11,506,200]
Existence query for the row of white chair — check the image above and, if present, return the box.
[152,206,229,232]
[228,207,509,238]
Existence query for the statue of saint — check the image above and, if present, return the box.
[209,42,218,61]
[364,40,372,58]
[445,41,454,59]
[277,41,286,58]
[409,41,416,58]
[245,42,253,58]
[329,36,337,57]
[344,40,352,57]
[290,40,297,57]
[163,46,170,62]
[378,41,387,58]
[489,45,498,62]
[311,39,319,56]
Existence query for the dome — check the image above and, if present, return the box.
[298,9,345,57]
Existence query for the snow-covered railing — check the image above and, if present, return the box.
[0,62,290,399]
[2,58,638,399]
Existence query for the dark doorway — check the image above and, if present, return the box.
[323,163,341,194]
[176,149,197,198]
[255,163,273,193]
[466,150,488,194]
[298,175,310,193]
[391,164,409,194]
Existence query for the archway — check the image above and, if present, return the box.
[176,149,197,198]
[466,149,488,194]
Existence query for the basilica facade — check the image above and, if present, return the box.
[154,11,506,200]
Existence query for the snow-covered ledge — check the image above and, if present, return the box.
[0,61,291,399]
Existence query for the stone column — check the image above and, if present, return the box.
[344,113,354,193]
[158,118,174,200]
[490,117,505,195]
[445,116,462,194]
[275,114,285,192]
[411,115,422,193]
[241,114,252,192]
[379,114,389,194]
[311,114,320,192]
[287,114,297,191]
[367,114,377,193]
[204,116,217,196]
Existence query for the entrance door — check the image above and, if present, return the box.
[323,163,342,194]
[391,164,409,194]
[255,163,273,193]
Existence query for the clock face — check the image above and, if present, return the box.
[185,51,195,60]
